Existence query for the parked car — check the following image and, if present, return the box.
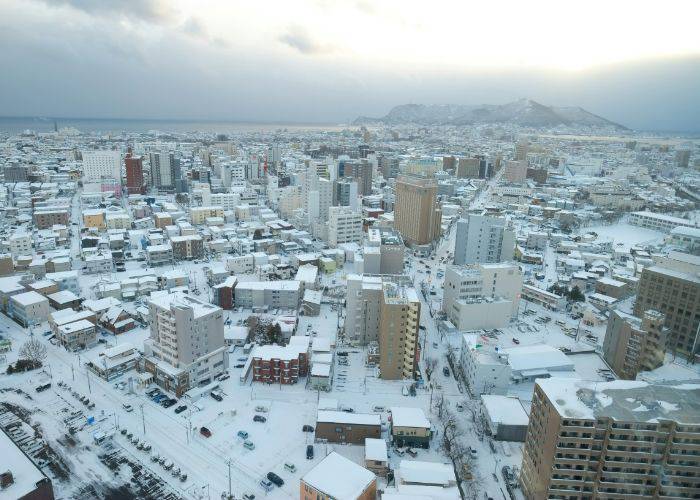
[234,364,245,368]
[243,494,255,500]
[35,383,51,392]
[306,445,314,460]
[244,440,255,450]
[255,405,269,413]
[123,403,133,412]
[302,425,314,432]
[237,430,249,439]
[284,462,296,473]
[469,446,478,458]
[512,337,520,344]
[443,367,450,377]
[253,415,266,423]
[267,472,284,487]
[259,479,273,492]
[174,405,187,414]
[200,427,212,438]
[210,391,223,402]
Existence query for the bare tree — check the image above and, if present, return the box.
[424,357,437,381]
[19,338,47,369]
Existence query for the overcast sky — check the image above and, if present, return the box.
[1,0,699,131]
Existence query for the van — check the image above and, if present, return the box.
[284,462,296,473]
[259,479,273,492]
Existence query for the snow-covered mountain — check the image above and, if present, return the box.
[354,99,627,129]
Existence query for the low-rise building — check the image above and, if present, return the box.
[234,280,302,309]
[364,438,388,477]
[480,395,529,442]
[57,319,96,351]
[315,411,381,444]
[300,452,376,500]
[251,342,309,384]
[86,343,140,380]
[389,406,431,448]
[9,291,50,327]
[170,234,204,260]
[146,243,173,266]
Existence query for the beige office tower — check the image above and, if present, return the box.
[378,282,420,380]
[394,175,442,246]
[456,158,479,179]
[603,309,666,380]
[515,140,529,161]
[521,379,700,499]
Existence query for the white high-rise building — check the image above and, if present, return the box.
[328,206,363,246]
[144,292,227,395]
[454,214,515,265]
[442,263,523,331]
[345,274,383,344]
[82,150,121,182]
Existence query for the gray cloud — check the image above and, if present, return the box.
[278,26,333,55]
[1,1,699,131]
[180,17,208,39]
[40,0,175,24]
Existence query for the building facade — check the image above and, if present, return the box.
[379,281,420,380]
[603,309,666,380]
[520,379,700,499]
[394,175,442,246]
[454,214,515,266]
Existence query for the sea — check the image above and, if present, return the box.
[0,116,347,135]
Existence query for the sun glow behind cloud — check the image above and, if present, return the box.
[187,0,700,71]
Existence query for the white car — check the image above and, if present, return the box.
[122,403,133,412]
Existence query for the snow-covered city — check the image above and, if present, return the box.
[0,119,698,500]
[2,1,700,499]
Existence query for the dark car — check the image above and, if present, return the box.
[512,337,520,344]
[161,398,177,408]
[306,445,314,460]
[175,405,187,414]
[302,425,314,432]
[443,367,450,377]
[35,383,51,392]
[267,472,284,487]
[234,364,245,368]
[200,427,212,438]
[210,391,223,402]
[253,415,267,423]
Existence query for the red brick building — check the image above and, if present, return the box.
[125,155,145,195]
[251,342,309,385]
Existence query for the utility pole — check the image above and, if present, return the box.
[140,404,146,435]
[71,364,75,381]
[226,459,232,498]
[86,367,92,393]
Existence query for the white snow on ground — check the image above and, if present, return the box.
[576,221,665,251]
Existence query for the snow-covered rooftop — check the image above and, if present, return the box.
[302,452,375,499]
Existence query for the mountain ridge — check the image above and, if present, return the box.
[354,99,627,129]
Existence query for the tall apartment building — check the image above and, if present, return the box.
[675,149,691,168]
[328,206,363,247]
[515,140,529,161]
[144,292,227,396]
[345,275,383,345]
[603,309,666,380]
[333,178,359,210]
[633,261,700,360]
[341,160,373,196]
[454,214,515,265]
[379,281,420,380]
[365,227,404,275]
[124,155,145,194]
[149,152,181,190]
[378,155,399,179]
[504,160,528,183]
[456,157,479,178]
[521,379,700,499]
[394,175,442,246]
[442,263,522,331]
[82,150,121,182]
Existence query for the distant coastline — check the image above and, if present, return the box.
[0,115,347,134]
